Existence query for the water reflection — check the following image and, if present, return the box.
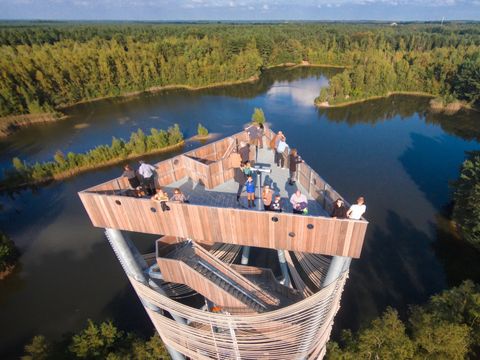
[1,66,480,358]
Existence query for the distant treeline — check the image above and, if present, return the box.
[317,47,480,107]
[1,124,183,189]
[1,22,479,117]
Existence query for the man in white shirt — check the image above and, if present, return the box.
[347,196,366,220]
[276,137,289,168]
[138,160,157,195]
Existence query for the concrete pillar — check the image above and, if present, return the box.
[241,246,250,265]
[105,229,185,360]
[277,250,291,287]
[322,255,351,288]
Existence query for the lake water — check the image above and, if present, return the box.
[1,67,480,358]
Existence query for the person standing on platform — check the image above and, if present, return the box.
[288,149,304,186]
[245,175,256,208]
[347,196,366,220]
[122,164,140,189]
[245,123,262,161]
[138,160,157,196]
[270,131,283,164]
[236,161,253,202]
[262,185,273,211]
[331,198,348,219]
[238,141,250,165]
[276,136,289,168]
[290,190,308,215]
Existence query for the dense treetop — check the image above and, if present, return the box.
[0,22,479,117]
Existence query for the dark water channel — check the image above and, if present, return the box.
[1,67,480,358]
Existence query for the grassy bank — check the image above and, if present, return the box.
[0,112,66,137]
[315,91,435,108]
[0,124,184,191]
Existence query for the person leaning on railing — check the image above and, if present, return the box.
[347,196,366,220]
[290,190,308,215]
[170,188,188,203]
[122,164,140,189]
[151,188,170,212]
[331,198,347,219]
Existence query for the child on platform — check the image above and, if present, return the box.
[245,175,256,208]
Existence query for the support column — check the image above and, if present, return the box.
[241,246,250,265]
[105,229,185,360]
[277,250,291,287]
[322,255,351,288]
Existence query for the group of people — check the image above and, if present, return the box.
[270,130,304,186]
[331,196,366,220]
[151,187,188,212]
[121,161,188,211]
[122,160,157,196]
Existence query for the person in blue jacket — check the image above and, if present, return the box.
[245,175,256,208]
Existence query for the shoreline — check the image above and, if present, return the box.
[0,113,68,138]
[315,91,436,108]
[0,62,344,137]
[0,140,186,192]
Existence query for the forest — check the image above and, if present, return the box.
[0,22,479,118]
[327,280,480,359]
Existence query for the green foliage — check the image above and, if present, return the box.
[69,320,124,358]
[1,124,183,189]
[452,151,480,248]
[0,231,19,273]
[197,123,209,137]
[327,280,480,360]
[23,320,170,359]
[251,107,266,125]
[21,335,50,360]
[451,52,480,106]
[1,22,479,117]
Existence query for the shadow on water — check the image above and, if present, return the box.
[332,209,444,337]
[398,133,471,210]
[432,208,480,287]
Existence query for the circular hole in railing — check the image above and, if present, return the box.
[173,158,179,166]
[288,232,295,238]
[271,216,279,222]
[150,207,157,213]
[115,200,121,205]
[307,224,314,230]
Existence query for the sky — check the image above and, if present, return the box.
[0,0,479,21]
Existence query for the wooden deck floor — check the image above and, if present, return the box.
[163,148,329,216]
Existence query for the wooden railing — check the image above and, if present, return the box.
[79,190,367,258]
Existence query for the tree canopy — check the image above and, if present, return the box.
[0,22,479,118]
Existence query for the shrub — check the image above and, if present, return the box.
[0,232,19,274]
[197,123,209,137]
[251,107,266,125]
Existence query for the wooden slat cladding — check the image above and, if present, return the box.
[79,191,367,258]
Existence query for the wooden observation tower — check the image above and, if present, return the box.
[79,128,368,359]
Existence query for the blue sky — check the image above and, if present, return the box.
[1,0,479,21]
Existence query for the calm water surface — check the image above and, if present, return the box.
[1,67,480,357]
